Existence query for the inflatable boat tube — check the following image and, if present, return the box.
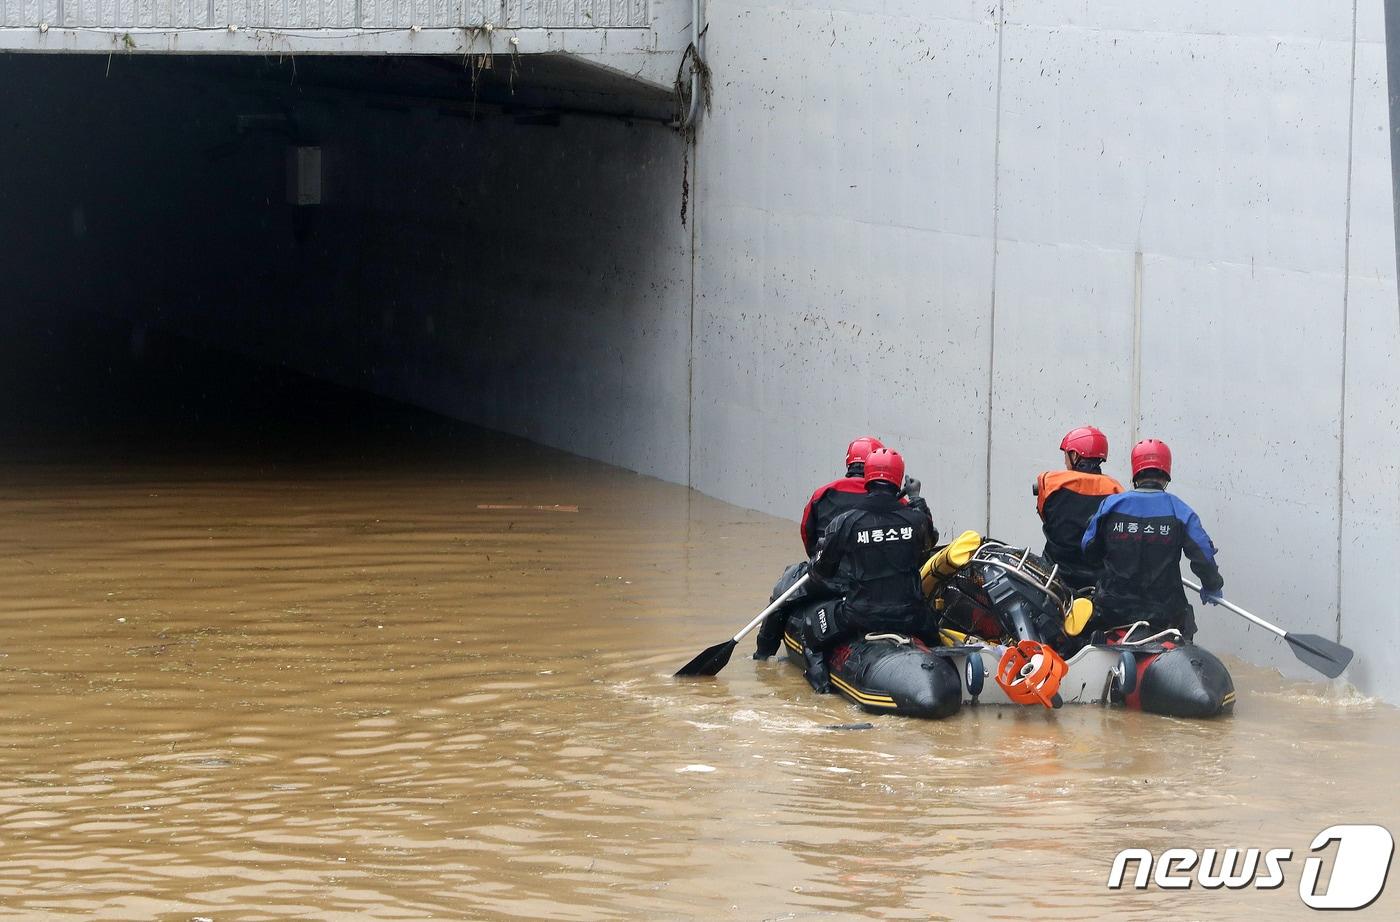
[778,602,963,719]
[944,641,1235,717]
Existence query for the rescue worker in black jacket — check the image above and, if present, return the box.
[799,435,884,557]
[754,438,930,660]
[1034,426,1124,589]
[1080,438,1223,641]
[798,448,938,693]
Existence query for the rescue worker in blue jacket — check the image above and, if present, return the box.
[798,448,938,692]
[1080,439,1223,641]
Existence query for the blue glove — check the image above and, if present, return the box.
[1200,587,1223,606]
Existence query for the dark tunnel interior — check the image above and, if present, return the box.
[0,52,684,468]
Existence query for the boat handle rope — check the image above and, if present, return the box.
[1116,620,1183,647]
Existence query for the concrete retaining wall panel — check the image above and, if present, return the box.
[692,216,997,535]
[985,240,1137,543]
[693,1,1000,535]
[3,1,38,29]
[215,0,348,29]
[1350,38,1397,280]
[1003,0,1352,41]
[506,0,649,29]
[1136,256,1346,670]
[997,21,1353,273]
[1339,7,1400,702]
[1340,276,1400,700]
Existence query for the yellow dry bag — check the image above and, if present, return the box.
[920,530,983,597]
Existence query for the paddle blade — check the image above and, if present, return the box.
[1287,633,1354,679]
[674,639,738,677]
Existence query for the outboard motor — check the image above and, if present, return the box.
[932,540,1084,709]
[938,540,1080,647]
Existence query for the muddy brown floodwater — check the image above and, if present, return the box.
[0,318,1397,920]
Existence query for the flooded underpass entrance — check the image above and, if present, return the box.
[0,33,1397,922]
[0,313,1396,920]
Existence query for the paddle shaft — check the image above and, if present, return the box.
[1182,577,1286,639]
[732,575,811,643]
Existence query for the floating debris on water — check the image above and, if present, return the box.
[477,504,579,513]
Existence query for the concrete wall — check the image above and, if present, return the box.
[692,1,998,531]
[693,1,1400,696]
[1342,0,1400,694]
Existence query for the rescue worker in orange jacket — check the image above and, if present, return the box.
[1033,426,1124,590]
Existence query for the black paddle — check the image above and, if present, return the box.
[1183,577,1354,679]
[675,575,810,677]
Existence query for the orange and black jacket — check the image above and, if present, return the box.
[1035,468,1125,588]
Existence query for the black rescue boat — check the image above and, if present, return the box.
[768,566,965,719]
[761,536,1235,719]
[930,536,1236,718]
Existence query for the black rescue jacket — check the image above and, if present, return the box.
[809,490,937,632]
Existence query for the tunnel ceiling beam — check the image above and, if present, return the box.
[0,1,692,93]
[78,52,678,122]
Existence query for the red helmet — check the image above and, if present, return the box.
[863,447,905,488]
[1059,426,1109,461]
[1131,439,1172,479]
[845,435,885,468]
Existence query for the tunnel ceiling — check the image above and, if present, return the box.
[96,53,678,123]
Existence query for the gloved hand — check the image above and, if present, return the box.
[902,475,922,499]
[754,614,784,660]
[1200,587,1224,606]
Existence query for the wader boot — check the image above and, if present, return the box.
[802,644,831,694]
